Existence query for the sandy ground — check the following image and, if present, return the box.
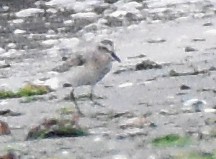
[0,0,216,158]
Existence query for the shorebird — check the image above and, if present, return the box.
[53,39,121,115]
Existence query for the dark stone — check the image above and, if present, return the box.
[0,109,22,116]
[180,84,191,90]
[147,39,166,43]
[94,4,109,14]
[113,68,133,74]
[185,46,197,52]
[105,16,123,27]
[63,83,72,87]
[104,0,119,4]
[125,12,141,22]
[192,38,206,42]
[127,54,146,59]
[203,22,213,26]
[169,70,179,76]
[0,63,10,69]
[135,60,162,71]
[62,56,68,61]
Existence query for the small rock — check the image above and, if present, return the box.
[117,128,147,138]
[159,109,178,115]
[94,3,109,14]
[180,84,191,90]
[46,8,57,14]
[147,38,166,43]
[205,117,216,125]
[0,61,10,69]
[12,19,24,24]
[118,82,133,88]
[0,48,5,54]
[106,16,123,27]
[0,120,11,135]
[7,43,16,49]
[113,67,133,74]
[14,29,26,34]
[135,60,162,71]
[199,129,214,139]
[0,109,22,116]
[42,39,58,46]
[183,99,206,112]
[169,69,179,76]
[15,8,44,18]
[104,0,119,4]
[119,117,149,128]
[192,38,206,42]
[71,12,98,28]
[110,111,135,118]
[71,12,98,21]
[105,2,142,26]
[127,54,146,59]
[185,46,197,52]
[125,12,141,22]
[203,22,213,26]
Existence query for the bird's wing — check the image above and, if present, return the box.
[52,54,86,73]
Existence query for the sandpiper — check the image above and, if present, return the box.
[53,39,121,115]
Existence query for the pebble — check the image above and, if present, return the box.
[11,19,24,24]
[0,47,5,54]
[135,60,162,70]
[7,43,16,49]
[147,38,166,43]
[185,46,197,52]
[14,29,26,34]
[42,39,59,46]
[15,8,44,18]
[118,82,133,88]
[180,84,191,90]
[119,117,149,128]
[203,22,213,26]
[183,98,206,112]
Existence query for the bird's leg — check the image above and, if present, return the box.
[89,85,94,102]
[89,86,104,107]
[70,89,84,116]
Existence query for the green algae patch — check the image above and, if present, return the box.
[0,90,17,99]
[152,134,191,147]
[0,84,52,99]
[17,84,51,97]
[26,118,88,140]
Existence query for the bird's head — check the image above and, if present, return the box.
[98,39,121,63]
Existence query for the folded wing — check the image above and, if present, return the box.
[52,54,86,73]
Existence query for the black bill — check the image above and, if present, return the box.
[111,52,121,62]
